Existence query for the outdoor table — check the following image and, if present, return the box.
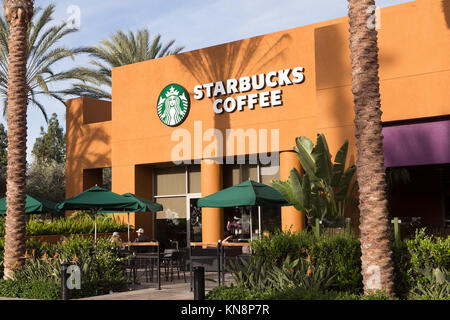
[122,242,161,290]
[220,241,252,284]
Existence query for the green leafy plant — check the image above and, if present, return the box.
[268,255,335,291]
[0,279,60,300]
[250,230,362,292]
[226,253,336,293]
[272,134,356,225]
[0,235,129,299]
[410,267,450,300]
[0,215,128,237]
[205,285,397,300]
[0,3,88,121]
[226,256,272,292]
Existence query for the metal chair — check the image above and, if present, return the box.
[127,245,157,284]
[160,249,186,282]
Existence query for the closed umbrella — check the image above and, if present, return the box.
[0,194,58,215]
[56,185,146,241]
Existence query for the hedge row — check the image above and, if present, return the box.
[0,215,128,237]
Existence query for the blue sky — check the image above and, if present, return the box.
[1,0,413,160]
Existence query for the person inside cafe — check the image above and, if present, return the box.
[134,228,150,242]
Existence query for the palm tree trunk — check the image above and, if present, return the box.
[3,0,33,280]
[347,0,395,296]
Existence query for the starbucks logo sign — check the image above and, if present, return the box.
[157,84,190,126]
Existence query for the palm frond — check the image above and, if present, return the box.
[69,28,184,100]
[0,3,84,121]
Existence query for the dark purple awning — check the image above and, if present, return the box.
[382,119,450,167]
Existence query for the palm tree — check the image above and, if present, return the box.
[0,3,84,122]
[2,0,33,280]
[347,0,395,296]
[70,29,184,100]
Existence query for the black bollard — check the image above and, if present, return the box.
[61,262,70,300]
[193,266,205,300]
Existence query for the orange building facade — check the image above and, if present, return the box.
[66,0,450,246]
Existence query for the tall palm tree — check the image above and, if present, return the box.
[347,0,395,296]
[70,29,184,100]
[0,3,84,122]
[3,0,33,280]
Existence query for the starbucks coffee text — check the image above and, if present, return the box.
[193,66,305,114]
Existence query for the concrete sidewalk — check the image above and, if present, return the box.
[80,272,231,300]
[80,281,193,300]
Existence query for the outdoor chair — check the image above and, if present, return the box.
[124,245,158,284]
[160,249,186,282]
[167,250,186,282]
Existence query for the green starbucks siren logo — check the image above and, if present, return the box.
[157,84,190,126]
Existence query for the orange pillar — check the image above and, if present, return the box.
[134,165,154,239]
[201,159,223,243]
[280,151,305,233]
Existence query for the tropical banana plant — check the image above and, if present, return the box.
[272,133,356,225]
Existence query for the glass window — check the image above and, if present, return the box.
[155,166,186,195]
[260,164,280,185]
[260,206,281,234]
[155,197,187,249]
[188,165,201,194]
[244,164,258,181]
[223,164,258,188]
[156,197,186,220]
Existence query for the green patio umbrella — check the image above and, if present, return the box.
[197,180,289,208]
[0,194,58,215]
[56,185,146,241]
[100,193,163,242]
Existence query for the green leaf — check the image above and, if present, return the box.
[331,140,349,188]
[294,136,317,180]
[313,134,332,184]
[335,165,356,201]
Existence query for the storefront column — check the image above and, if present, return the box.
[280,151,305,233]
[135,165,154,239]
[201,159,223,243]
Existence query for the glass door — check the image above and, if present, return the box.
[186,193,202,247]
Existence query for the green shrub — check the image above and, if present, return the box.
[206,285,267,300]
[251,228,449,298]
[0,279,60,300]
[206,285,396,300]
[408,266,450,300]
[251,230,362,293]
[0,215,128,237]
[405,229,450,283]
[0,235,129,299]
[227,254,336,293]
[391,229,450,298]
